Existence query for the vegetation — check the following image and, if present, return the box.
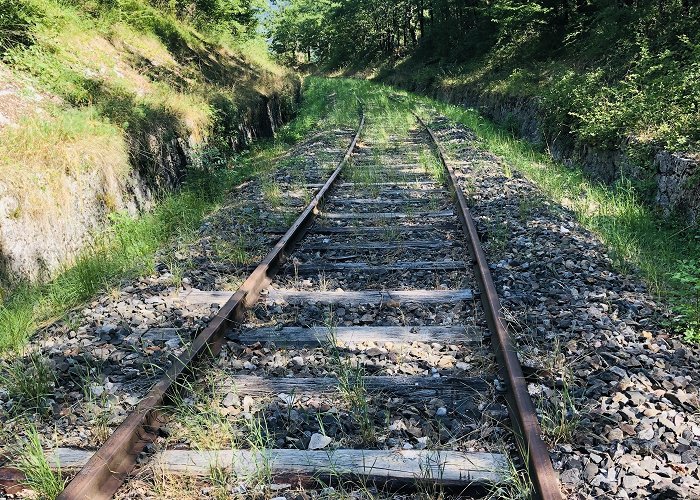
[0,73,405,353]
[0,353,55,414]
[14,425,66,499]
[269,1,700,155]
[0,0,296,282]
[0,0,300,352]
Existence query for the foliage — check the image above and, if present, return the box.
[15,425,66,499]
[0,0,38,53]
[0,167,233,353]
[671,260,700,342]
[269,0,700,154]
[0,353,55,415]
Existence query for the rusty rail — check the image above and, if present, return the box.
[57,111,365,500]
[415,113,562,500]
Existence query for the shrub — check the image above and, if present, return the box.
[0,0,38,54]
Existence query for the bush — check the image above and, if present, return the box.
[0,0,38,54]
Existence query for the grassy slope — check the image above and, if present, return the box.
[0,0,294,209]
[0,0,298,352]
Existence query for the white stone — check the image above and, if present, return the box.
[277,393,295,405]
[308,433,333,450]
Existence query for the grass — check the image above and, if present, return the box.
[244,414,273,488]
[167,372,237,450]
[323,312,375,444]
[418,149,446,184]
[0,352,55,415]
[0,169,237,353]
[486,445,533,500]
[14,425,66,499]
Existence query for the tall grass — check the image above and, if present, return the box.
[15,425,66,499]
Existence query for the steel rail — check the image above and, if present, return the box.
[415,113,561,500]
[57,111,365,500]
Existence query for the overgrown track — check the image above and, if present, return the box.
[53,110,560,499]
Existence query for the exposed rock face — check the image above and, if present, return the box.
[0,87,300,284]
[389,77,700,221]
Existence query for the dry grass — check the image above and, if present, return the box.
[0,108,129,219]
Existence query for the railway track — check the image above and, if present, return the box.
[43,108,559,498]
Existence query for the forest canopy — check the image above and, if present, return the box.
[267,0,700,68]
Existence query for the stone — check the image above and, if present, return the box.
[560,468,580,485]
[608,428,624,441]
[221,393,240,407]
[584,462,599,481]
[415,436,428,450]
[277,393,295,405]
[622,475,649,490]
[638,427,655,441]
[308,433,333,450]
[366,347,387,357]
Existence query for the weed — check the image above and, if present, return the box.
[245,414,272,486]
[261,177,283,208]
[323,317,375,444]
[0,353,55,416]
[537,381,581,445]
[415,451,447,499]
[211,238,249,266]
[15,424,66,499]
[161,254,188,288]
[167,373,236,450]
[518,195,542,221]
[208,465,234,500]
[485,217,509,255]
[82,373,112,445]
[419,150,446,184]
[487,446,533,499]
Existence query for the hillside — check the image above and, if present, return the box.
[0,0,298,286]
